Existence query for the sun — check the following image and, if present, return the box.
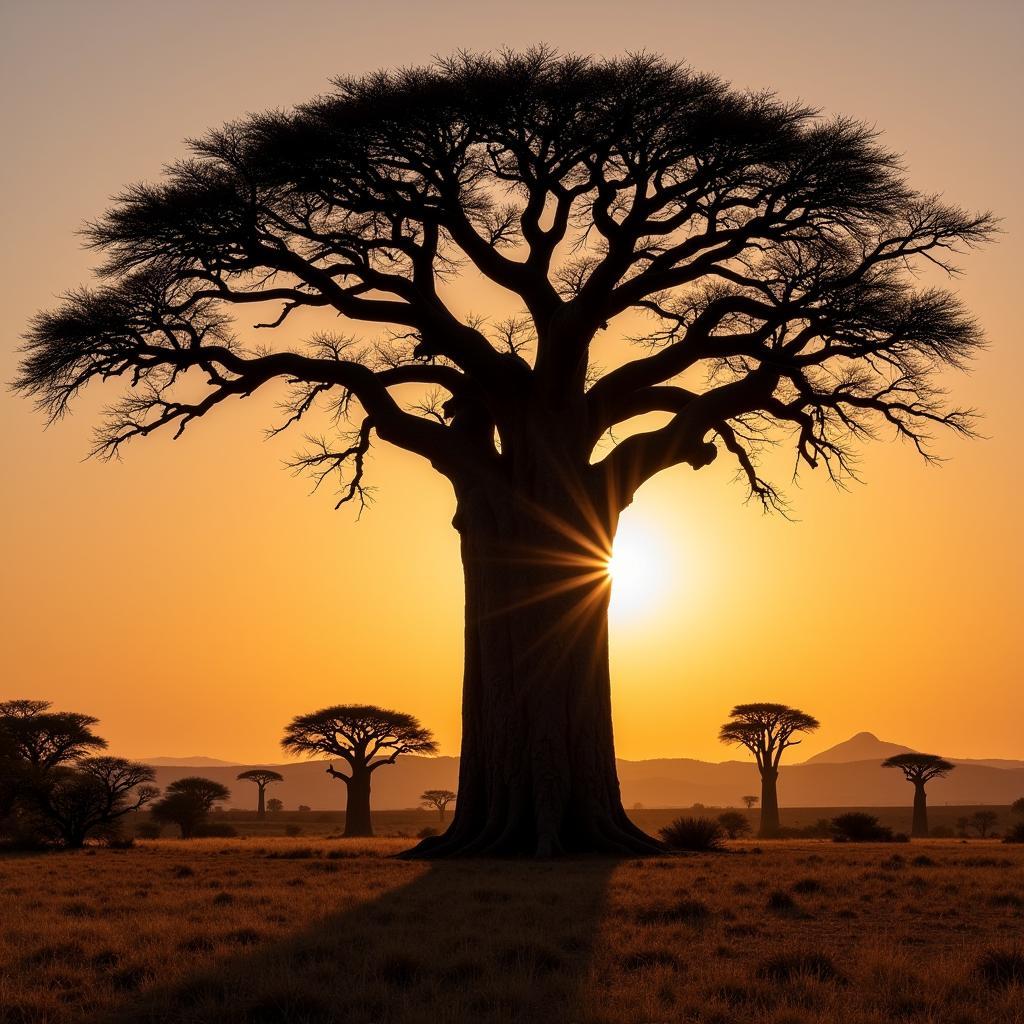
[606,522,669,618]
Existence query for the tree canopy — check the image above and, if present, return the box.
[718,703,820,771]
[16,48,993,515]
[882,752,955,783]
[281,705,437,772]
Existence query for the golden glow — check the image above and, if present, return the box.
[1,4,1020,764]
[607,521,669,619]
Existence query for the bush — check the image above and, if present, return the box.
[416,827,438,839]
[192,823,238,838]
[831,813,894,843]
[975,948,1024,988]
[1002,822,1024,844]
[284,825,303,837]
[658,817,726,852]
[717,811,751,839]
[134,823,162,840]
[757,952,844,983]
[107,836,134,850]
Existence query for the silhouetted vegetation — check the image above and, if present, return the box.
[719,704,819,837]
[16,48,994,856]
[420,789,457,822]
[970,810,999,838]
[281,705,435,838]
[741,795,759,810]
[882,752,955,837]
[831,813,897,842]
[717,810,752,839]
[0,700,157,848]
[236,769,284,817]
[151,777,231,838]
[658,816,726,851]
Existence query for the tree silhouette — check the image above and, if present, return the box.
[1012,797,1024,817]
[236,769,284,817]
[267,797,284,814]
[970,810,998,838]
[282,705,435,837]
[151,776,230,838]
[717,810,751,839]
[15,50,994,856]
[882,752,954,838]
[421,789,457,823]
[35,757,158,848]
[742,795,759,810]
[0,699,106,772]
[719,703,819,837]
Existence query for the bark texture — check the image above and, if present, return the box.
[759,768,780,838]
[343,768,373,838]
[912,781,929,838]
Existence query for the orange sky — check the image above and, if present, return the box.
[1,1,1021,765]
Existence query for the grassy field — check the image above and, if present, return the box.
[130,804,1021,840]
[2,838,1023,1023]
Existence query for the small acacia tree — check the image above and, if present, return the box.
[882,752,955,838]
[267,797,284,814]
[717,810,751,839]
[16,50,994,856]
[282,705,436,837]
[970,810,998,839]
[421,789,457,823]
[236,769,284,817]
[742,795,759,810]
[37,757,159,848]
[719,703,819,837]
[151,776,231,838]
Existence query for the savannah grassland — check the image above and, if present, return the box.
[2,839,1023,1024]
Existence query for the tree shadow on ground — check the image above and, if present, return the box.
[100,858,615,1024]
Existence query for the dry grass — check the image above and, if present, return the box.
[1,839,1023,1023]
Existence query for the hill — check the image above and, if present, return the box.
[146,740,1024,811]
[800,731,912,765]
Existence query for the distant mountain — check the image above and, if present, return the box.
[143,755,243,768]
[144,748,1024,811]
[801,732,913,765]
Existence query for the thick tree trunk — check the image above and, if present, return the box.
[343,768,373,838]
[759,768,780,838]
[409,468,660,858]
[912,781,928,838]
[256,786,266,818]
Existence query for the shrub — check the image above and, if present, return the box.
[416,827,438,839]
[284,825,303,837]
[717,811,751,839]
[658,817,726,852]
[135,823,161,839]
[831,813,894,842]
[975,948,1024,988]
[1002,822,1024,844]
[757,952,844,983]
[766,890,798,913]
[193,823,238,838]
[637,899,712,925]
[107,836,134,850]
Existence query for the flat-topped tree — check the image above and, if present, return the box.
[421,789,457,823]
[151,776,230,838]
[282,705,436,837]
[15,50,994,857]
[719,703,819,837]
[0,700,107,773]
[236,769,284,817]
[882,752,954,838]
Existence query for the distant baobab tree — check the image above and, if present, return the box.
[281,706,436,837]
[236,769,284,817]
[151,776,230,838]
[742,795,759,810]
[882,752,955,838]
[15,50,994,856]
[421,789,457,823]
[719,704,819,837]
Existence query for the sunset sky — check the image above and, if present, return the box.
[2,0,1020,766]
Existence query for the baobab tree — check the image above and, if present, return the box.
[15,50,994,856]
[742,795,759,810]
[719,703,819,837]
[421,789,457,823]
[281,705,436,837]
[882,752,955,838]
[236,769,284,817]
